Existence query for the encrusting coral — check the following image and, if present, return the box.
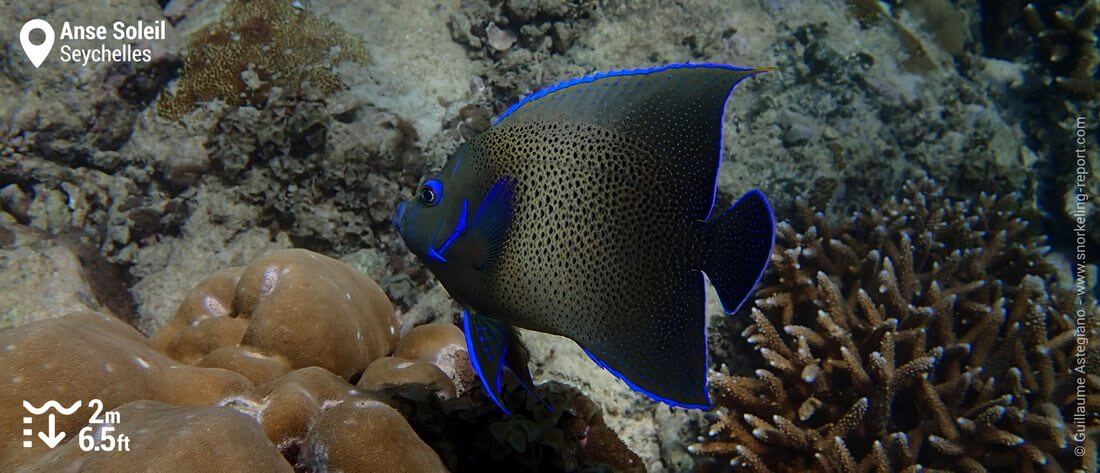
[157,0,369,119]
[2,248,643,471]
[692,180,1099,472]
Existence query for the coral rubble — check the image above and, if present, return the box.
[693,181,1099,472]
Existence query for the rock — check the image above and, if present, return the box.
[299,399,447,473]
[0,224,101,330]
[24,401,292,472]
[486,23,517,51]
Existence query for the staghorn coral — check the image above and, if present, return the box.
[1023,1,1100,97]
[157,0,368,119]
[693,180,1099,472]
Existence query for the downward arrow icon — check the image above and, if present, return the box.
[37,414,65,448]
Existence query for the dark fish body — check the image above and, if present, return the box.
[395,64,775,412]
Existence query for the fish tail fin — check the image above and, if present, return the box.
[700,190,775,314]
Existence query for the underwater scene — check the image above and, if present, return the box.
[1,0,1098,471]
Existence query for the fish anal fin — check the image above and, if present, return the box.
[577,271,711,409]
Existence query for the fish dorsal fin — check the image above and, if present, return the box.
[493,63,769,220]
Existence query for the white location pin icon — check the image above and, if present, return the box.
[20,19,55,68]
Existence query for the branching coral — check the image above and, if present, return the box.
[1023,1,1100,97]
[693,180,1099,472]
[157,0,368,119]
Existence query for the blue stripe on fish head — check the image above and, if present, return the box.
[394,143,481,267]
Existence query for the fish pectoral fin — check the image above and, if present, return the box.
[468,175,517,270]
[462,309,548,414]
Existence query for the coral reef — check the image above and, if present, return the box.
[693,181,1099,471]
[1,249,640,471]
[157,0,368,119]
[3,1,1091,470]
[152,248,399,380]
[1023,1,1099,98]
[298,399,448,473]
[0,311,252,470]
[24,401,293,473]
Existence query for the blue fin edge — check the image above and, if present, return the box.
[503,365,554,412]
[721,189,776,315]
[462,309,512,415]
[581,342,712,410]
[494,62,762,125]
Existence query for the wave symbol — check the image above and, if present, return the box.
[23,400,82,415]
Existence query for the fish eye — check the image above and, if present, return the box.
[419,179,443,206]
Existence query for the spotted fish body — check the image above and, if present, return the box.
[395,63,775,412]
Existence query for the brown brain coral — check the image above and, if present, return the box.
[157,0,368,119]
[152,248,400,382]
[25,401,292,473]
[0,311,253,470]
[299,399,448,473]
[3,248,641,471]
[692,180,1100,472]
